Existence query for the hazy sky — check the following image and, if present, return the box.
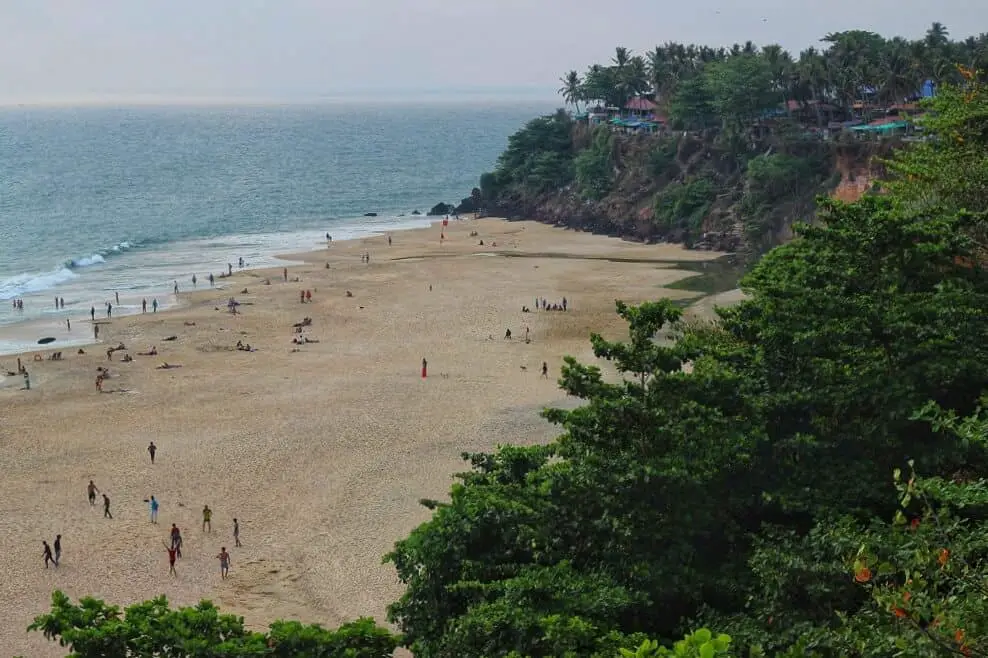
[0,0,984,103]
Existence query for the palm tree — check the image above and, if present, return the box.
[558,70,583,112]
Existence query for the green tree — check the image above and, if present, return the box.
[574,128,615,200]
[704,55,776,131]
[27,591,398,657]
[558,70,584,112]
[883,69,988,223]
[667,76,715,130]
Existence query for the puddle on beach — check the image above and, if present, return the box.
[662,255,747,306]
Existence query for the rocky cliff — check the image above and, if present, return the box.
[461,115,892,260]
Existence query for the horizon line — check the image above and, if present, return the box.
[0,89,561,109]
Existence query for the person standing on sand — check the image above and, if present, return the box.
[152,298,158,313]
[388,234,392,246]
[209,273,214,287]
[90,306,95,321]
[148,441,156,464]
[149,495,159,523]
[53,534,61,566]
[103,493,113,518]
[87,480,99,505]
[66,318,71,331]
[217,547,231,578]
[233,518,241,547]
[115,291,120,305]
[106,302,112,318]
[192,274,197,288]
[142,298,147,313]
[421,358,428,379]
[542,361,549,379]
[283,267,288,282]
[163,543,178,576]
[202,505,212,533]
[174,281,179,294]
[43,541,54,569]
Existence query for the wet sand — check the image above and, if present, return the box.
[0,218,724,655]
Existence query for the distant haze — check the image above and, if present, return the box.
[0,0,984,105]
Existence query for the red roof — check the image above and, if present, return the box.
[625,97,657,111]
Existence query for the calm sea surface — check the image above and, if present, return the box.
[0,102,553,353]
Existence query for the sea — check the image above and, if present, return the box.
[0,101,554,355]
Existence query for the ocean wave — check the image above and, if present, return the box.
[0,240,142,300]
[64,240,136,269]
[0,267,78,300]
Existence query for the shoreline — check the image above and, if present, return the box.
[0,215,441,358]
[0,217,728,656]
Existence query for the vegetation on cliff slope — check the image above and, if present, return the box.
[466,24,988,256]
[27,69,988,658]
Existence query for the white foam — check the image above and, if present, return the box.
[0,268,79,300]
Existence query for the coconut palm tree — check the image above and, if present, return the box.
[558,70,583,112]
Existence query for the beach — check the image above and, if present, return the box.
[0,217,724,655]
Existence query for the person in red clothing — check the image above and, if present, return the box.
[163,542,177,576]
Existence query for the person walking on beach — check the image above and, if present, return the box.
[202,505,212,533]
[542,361,549,379]
[388,234,392,246]
[209,273,214,287]
[90,306,95,321]
[421,358,428,379]
[94,324,99,340]
[170,524,183,557]
[96,373,104,392]
[283,267,288,282]
[148,441,157,464]
[217,547,231,578]
[53,534,62,566]
[142,298,147,313]
[66,318,71,331]
[163,542,178,576]
[233,518,241,547]
[152,298,158,313]
[115,291,120,305]
[174,281,179,295]
[106,302,112,318]
[103,493,113,518]
[192,274,197,288]
[43,541,54,569]
[87,480,99,505]
[149,495,159,524]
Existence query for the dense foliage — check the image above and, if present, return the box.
[559,24,988,121]
[385,76,988,658]
[26,591,399,657]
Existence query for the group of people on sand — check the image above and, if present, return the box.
[53,297,66,309]
[533,296,568,312]
[11,299,24,310]
[65,444,241,579]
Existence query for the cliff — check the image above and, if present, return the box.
[460,113,893,259]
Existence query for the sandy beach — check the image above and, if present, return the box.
[0,218,725,655]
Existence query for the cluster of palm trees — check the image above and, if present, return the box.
[559,23,987,116]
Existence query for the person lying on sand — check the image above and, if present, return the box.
[156,363,182,370]
[138,347,157,356]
